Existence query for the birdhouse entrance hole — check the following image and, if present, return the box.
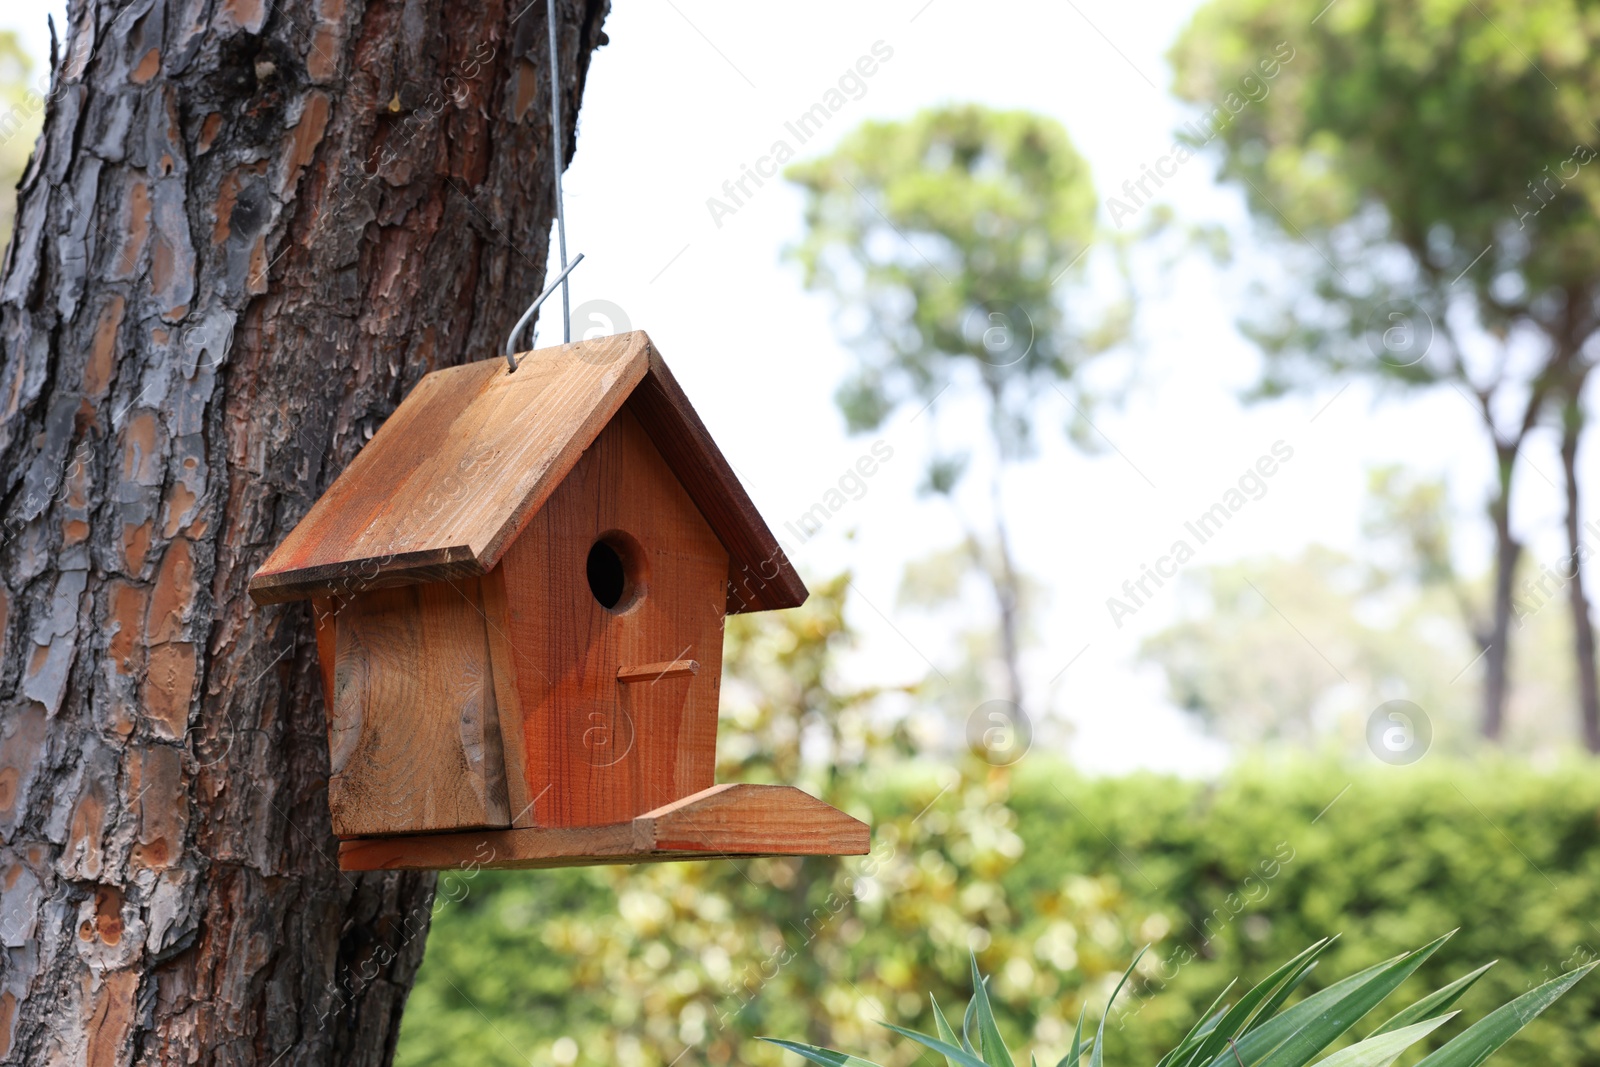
[587,531,644,612]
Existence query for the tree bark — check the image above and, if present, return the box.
[0,0,609,1062]
[1558,379,1600,752]
[1481,447,1520,742]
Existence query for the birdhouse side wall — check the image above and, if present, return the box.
[320,577,512,837]
[487,404,731,828]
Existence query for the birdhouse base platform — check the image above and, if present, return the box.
[337,784,869,872]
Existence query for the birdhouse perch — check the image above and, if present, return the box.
[248,332,869,871]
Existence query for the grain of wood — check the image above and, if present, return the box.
[337,784,870,871]
[328,579,510,836]
[480,566,534,824]
[249,337,810,615]
[312,596,339,711]
[494,406,729,827]
[617,659,700,682]
[249,335,651,604]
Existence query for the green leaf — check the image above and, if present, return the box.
[1093,946,1149,1067]
[758,1038,886,1067]
[1186,940,1336,1067]
[881,1023,995,1067]
[1309,1014,1457,1067]
[1369,963,1495,1038]
[969,952,1018,1067]
[1234,957,1393,1056]
[932,996,964,1067]
[1055,1006,1087,1067]
[1158,986,1235,1067]
[1412,962,1597,1067]
[1245,933,1455,1067]
[1247,959,1323,1037]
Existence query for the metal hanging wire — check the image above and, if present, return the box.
[505,0,581,372]
[503,253,584,369]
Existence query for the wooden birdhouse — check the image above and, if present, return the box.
[248,332,868,871]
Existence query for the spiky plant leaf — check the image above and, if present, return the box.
[1185,940,1336,1067]
[1055,1007,1088,1067]
[1157,986,1235,1067]
[1412,962,1598,1067]
[1228,956,1393,1060]
[1250,932,1454,1067]
[1247,958,1324,1039]
[881,1023,995,1067]
[1308,1014,1456,1067]
[762,937,1591,1067]
[1369,964,1494,1038]
[1092,946,1148,1067]
[933,996,965,1067]
[758,1038,884,1067]
[969,953,1019,1067]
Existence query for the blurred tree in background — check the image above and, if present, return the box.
[786,105,1128,723]
[1139,545,1581,757]
[1171,0,1600,748]
[1139,545,1473,751]
[1141,468,1583,756]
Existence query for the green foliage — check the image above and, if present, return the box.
[719,572,915,792]
[1170,0,1600,387]
[395,759,1600,1067]
[786,103,1122,464]
[0,30,44,248]
[765,941,1592,1067]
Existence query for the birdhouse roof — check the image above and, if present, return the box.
[248,331,806,613]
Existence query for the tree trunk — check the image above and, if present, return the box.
[987,475,1026,717]
[0,0,609,1062]
[1558,386,1600,752]
[1481,448,1520,742]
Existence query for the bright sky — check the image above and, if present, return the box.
[5,1,1586,774]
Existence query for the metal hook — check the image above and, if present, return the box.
[504,253,585,371]
[546,0,571,344]
[504,0,580,373]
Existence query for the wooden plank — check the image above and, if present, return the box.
[248,333,651,604]
[337,784,869,871]
[497,407,729,828]
[311,596,339,712]
[627,350,808,614]
[646,783,869,855]
[327,577,511,836]
[480,566,533,825]
[249,332,809,617]
[617,659,699,683]
[340,819,649,871]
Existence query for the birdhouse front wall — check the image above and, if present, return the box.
[306,403,732,840]
[490,402,731,829]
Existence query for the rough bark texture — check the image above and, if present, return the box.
[0,0,609,1062]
